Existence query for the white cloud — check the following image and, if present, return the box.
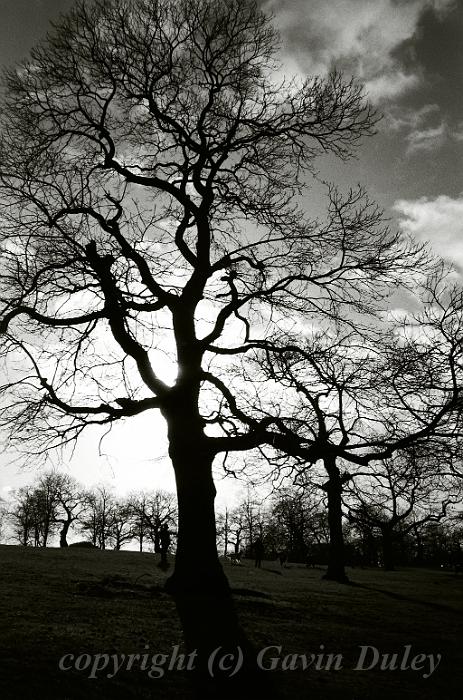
[394,195,463,269]
[364,71,420,102]
[263,0,456,101]
[386,104,440,132]
[384,105,463,154]
[406,122,446,153]
[451,122,463,142]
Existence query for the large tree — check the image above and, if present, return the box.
[0,0,421,686]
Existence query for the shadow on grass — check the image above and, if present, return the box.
[258,567,283,576]
[349,581,458,612]
[232,588,272,599]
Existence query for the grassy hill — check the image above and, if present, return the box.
[0,544,461,699]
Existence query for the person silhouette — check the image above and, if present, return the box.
[160,523,171,567]
[254,537,264,568]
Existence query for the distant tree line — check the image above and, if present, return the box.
[2,471,177,552]
[216,475,463,572]
[1,464,461,572]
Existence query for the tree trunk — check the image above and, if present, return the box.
[224,509,229,557]
[164,425,270,698]
[59,520,70,547]
[42,519,50,547]
[323,457,349,583]
[381,528,395,571]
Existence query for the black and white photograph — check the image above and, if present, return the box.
[0,1,461,698]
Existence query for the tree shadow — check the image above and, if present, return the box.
[349,581,458,612]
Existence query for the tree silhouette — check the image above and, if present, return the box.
[0,497,6,543]
[346,448,462,570]
[8,487,39,546]
[234,267,463,582]
[36,471,86,547]
[79,485,115,550]
[0,0,422,685]
[127,489,177,552]
[106,499,134,551]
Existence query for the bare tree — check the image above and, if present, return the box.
[127,491,150,553]
[414,516,463,567]
[145,490,177,553]
[217,506,246,558]
[270,487,327,563]
[216,508,231,557]
[8,484,53,546]
[8,487,34,546]
[127,489,176,552]
[79,486,115,549]
[234,491,266,555]
[0,0,422,679]
[36,471,86,547]
[0,497,5,542]
[236,268,463,581]
[345,448,462,570]
[107,499,134,550]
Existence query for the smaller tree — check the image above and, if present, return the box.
[8,472,88,546]
[216,508,231,557]
[107,499,134,550]
[413,517,463,566]
[55,476,87,547]
[127,491,150,552]
[270,487,326,562]
[79,486,115,549]
[9,487,36,546]
[145,490,177,553]
[128,490,177,553]
[228,265,463,582]
[218,506,246,557]
[33,475,61,546]
[9,482,60,547]
[0,496,7,542]
[235,492,268,557]
[345,449,462,570]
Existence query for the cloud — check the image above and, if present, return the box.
[262,0,456,102]
[364,71,420,102]
[386,103,440,132]
[406,122,446,153]
[394,195,463,269]
[384,103,463,155]
[452,122,463,142]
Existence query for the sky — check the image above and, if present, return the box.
[263,0,463,263]
[0,0,461,510]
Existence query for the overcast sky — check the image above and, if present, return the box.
[0,0,461,509]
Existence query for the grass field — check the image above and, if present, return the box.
[0,544,461,699]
